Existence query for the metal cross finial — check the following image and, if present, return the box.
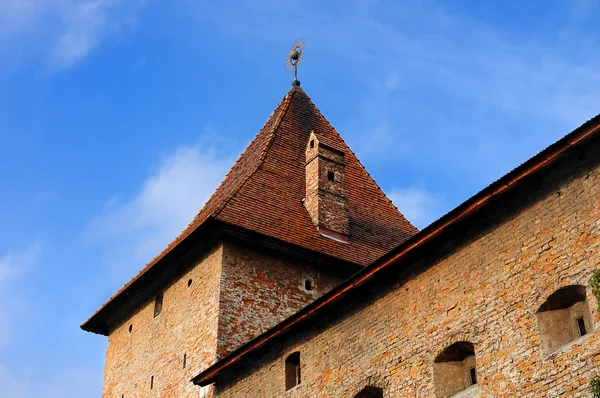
[286,39,305,86]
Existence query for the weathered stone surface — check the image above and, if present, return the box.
[101,240,347,397]
[103,244,224,398]
[213,141,600,397]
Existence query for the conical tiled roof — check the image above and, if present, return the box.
[82,85,417,334]
[169,85,417,266]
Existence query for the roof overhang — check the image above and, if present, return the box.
[192,113,600,386]
[80,218,362,335]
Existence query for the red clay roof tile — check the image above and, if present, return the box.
[82,85,417,332]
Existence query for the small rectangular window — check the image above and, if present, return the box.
[327,171,334,181]
[285,352,301,390]
[154,293,164,317]
[577,317,587,336]
[469,367,477,385]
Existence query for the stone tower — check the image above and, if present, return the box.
[81,84,417,397]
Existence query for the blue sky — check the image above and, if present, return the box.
[1,0,599,396]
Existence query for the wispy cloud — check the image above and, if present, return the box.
[389,187,445,229]
[196,0,600,180]
[0,0,144,72]
[85,141,233,283]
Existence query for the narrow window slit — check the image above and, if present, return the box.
[577,317,587,336]
[183,353,187,369]
[285,352,301,390]
[150,375,154,389]
[154,292,163,317]
[469,367,477,385]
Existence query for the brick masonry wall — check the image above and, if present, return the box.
[304,151,320,226]
[101,238,351,397]
[215,143,600,397]
[103,243,224,398]
[217,239,347,358]
[305,136,349,236]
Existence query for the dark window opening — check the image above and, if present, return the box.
[183,353,187,369]
[469,367,477,385]
[310,139,315,148]
[354,386,383,398]
[536,285,592,354]
[188,279,193,288]
[305,280,313,291]
[128,324,133,333]
[434,341,477,397]
[154,292,164,317]
[327,171,335,181]
[577,317,587,336]
[150,375,154,389]
[285,352,301,390]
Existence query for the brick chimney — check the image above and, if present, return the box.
[304,131,349,242]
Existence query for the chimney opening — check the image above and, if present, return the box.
[305,280,313,291]
[327,171,334,181]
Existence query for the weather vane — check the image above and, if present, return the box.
[286,38,305,86]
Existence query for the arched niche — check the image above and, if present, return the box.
[536,285,593,355]
[433,341,477,397]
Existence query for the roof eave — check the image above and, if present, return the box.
[80,219,364,335]
[80,216,223,335]
[192,112,600,387]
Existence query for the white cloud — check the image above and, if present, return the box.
[86,142,232,282]
[196,0,600,169]
[0,244,41,348]
[0,0,144,71]
[389,187,444,229]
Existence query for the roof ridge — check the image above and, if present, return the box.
[211,90,295,217]
[300,92,417,231]
[192,112,600,388]
[82,86,419,335]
